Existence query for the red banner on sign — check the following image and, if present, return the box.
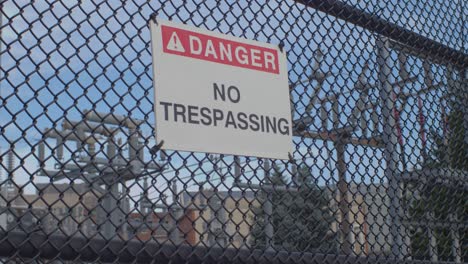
[161,25,280,74]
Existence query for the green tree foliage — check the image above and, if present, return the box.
[250,164,337,253]
[426,110,468,170]
[408,110,468,261]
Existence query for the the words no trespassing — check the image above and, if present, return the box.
[159,83,291,136]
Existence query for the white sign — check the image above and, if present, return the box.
[150,19,292,159]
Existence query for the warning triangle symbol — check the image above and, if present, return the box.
[166,32,185,52]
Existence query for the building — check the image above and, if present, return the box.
[352,183,391,256]
[181,189,258,248]
[127,208,197,245]
[9,183,102,237]
[329,185,369,256]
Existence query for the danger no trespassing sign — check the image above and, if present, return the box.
[150,18,292,159]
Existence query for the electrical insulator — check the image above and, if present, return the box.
[332,97,339,129]
[56,138,64,161]
[312,49,324,73]
[38,142,45,168]
[361,112,368,137]
[7,150,14,175]
[138,142,144,162]
[128,129,138,161]
[423,60,434,87]
[88,142,96,156]
[233,156,241,183]
[398,52,409,80]
[107,137,116,160]
[371,105,379,136]
[320,101,328,131]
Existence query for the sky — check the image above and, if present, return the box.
[0,0,465,205]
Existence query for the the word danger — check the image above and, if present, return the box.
[161,25,280,74]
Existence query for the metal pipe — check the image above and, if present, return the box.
[84,110,143,128]
[349,66,371,130]
[398,82,443,101]
[295,129,384,148]
[44,129,97,143]
[391,76,418,88]
[234,182,298,192]
[62,120,117,136]
[394,57,408,171]
[376,37,407,259]
[77,156,161,171]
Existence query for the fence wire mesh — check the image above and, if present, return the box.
[0,0,467,263]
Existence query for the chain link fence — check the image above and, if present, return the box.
[0,0,467,263]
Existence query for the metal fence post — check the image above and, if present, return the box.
[449,213,461,263]
[263,159,273,250]
[376,36,407,259]
[427,212,439,262]
[462,69,468,165]
[335,137,352,255]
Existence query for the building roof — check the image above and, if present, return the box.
[35,183,92,195]
[181,189,256,206]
